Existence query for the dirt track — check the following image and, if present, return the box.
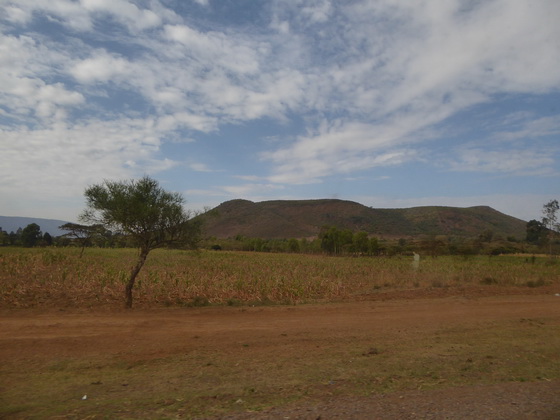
[1,293,560,418]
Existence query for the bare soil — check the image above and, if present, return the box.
[1,289,560,419]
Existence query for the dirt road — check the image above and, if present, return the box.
[1,293,560,418]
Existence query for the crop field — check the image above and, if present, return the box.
[1,248,560,418]
[1,247,559,309]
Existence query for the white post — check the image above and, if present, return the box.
[412,252,420,270]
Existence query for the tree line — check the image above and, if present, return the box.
[2,200,559,257]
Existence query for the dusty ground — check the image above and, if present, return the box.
[1,289,560,419]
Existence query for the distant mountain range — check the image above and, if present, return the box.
[1,199,529,240]
[199,199,528,240]
[0,216,70,236]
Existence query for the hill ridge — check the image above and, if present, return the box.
[200,199,527,240]
[0,216,70,236]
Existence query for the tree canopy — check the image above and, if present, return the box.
[542,199,559,256]
[80,176,200,307]
[21,223,42,247]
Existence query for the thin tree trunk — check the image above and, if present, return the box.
[125,247,150,308]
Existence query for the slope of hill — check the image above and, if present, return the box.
[200,199,527,240]
[0,216,70,236]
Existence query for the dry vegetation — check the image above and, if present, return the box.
[1,247,558,309]
[2,247,560,418]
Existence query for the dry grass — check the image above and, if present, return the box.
[2,312,559,419]
[0,247,559,308]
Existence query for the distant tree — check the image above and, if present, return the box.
[369,237,380,255]
[319,226,353,255]
[8,231,20,246]
[21,223,42,247]
[0,228,8,246]
[80,176,201,308]
[542,199,559,256]
[288,238,300,253]
[526,219,546,244]
[59,222,105,257]
[352,231,369,254]
[479,229,494,243]
[43,232,53,246]
[419,235,446,257]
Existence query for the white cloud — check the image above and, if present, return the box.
[301,0,332,24]
[0,34,84,121]
[220,183,285,197]
[495,115,560,142]
[2,0,94,31]
[0,118,177,213]
[188,163,213,172]
[70,50,131,84]
[263,119,425,183]
[1,0,559,220]
[163,24,260,75]
[260,0,560,185]
[81,0,162,32]
[156,112,217,134]
[3,5,32,24]
[449,147,556,175]
[2,0,177,33]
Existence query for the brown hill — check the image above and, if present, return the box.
[199,199,527,240]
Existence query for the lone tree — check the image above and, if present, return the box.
[80,176,200,308]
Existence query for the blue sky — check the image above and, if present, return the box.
[1,0,559,223]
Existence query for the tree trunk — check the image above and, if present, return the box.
[125,247,150,308]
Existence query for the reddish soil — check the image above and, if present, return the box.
[1,290,560,419]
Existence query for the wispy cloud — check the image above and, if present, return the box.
[188,162,214,173]
[448,147,556,175]
[261,0,560,184]
[0,0,558,220]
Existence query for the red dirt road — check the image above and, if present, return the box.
[1,293,560,418]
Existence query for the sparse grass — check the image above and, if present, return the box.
[1,314,559,418]
[1,248,559,308]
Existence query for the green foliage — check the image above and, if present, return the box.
[542,199,559,232]
[352,231,369,253]
[288,238,300,253]
[80,176,200,250]
[541,199,560,256]
[42,232,53,246]
[319,226,353,254]
[21,223,42,247]
[526,219,546,244]
[79,176,200,307]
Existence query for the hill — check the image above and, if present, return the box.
[0,216,70,236]
[200,199,527,240]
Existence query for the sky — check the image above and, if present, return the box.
[1,0,559,224]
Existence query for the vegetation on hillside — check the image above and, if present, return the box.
[198,199,528,240]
